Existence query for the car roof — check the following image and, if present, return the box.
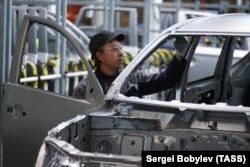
[174,13,250,35]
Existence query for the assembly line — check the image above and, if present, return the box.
[0,1,250,167]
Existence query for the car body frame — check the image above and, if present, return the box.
[2,13,250,167]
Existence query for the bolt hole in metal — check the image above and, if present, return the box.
[96,138,114,154]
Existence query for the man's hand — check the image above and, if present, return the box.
[174,37,188,57]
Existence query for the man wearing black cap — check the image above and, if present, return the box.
[73,30,187,99]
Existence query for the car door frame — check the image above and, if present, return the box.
[1,15,104,167]
[180,35,236,104]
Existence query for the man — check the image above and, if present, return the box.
[73,30,187,99]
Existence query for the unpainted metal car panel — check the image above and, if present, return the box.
[2,15,104,167]
[2,13,250,167]
[174,13,250,34]
[34,13,250,166]
[36,104,250,166]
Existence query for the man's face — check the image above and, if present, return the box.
[98,39,124,70]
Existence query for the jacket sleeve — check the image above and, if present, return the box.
[72,79,87,99]
[137,56,186,96]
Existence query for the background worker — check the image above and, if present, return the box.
[73,30,187,99]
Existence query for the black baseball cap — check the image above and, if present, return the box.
[89,30,125,60]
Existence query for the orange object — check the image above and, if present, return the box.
[67,5,81,22]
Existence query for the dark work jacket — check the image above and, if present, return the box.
[72,56,186,99]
